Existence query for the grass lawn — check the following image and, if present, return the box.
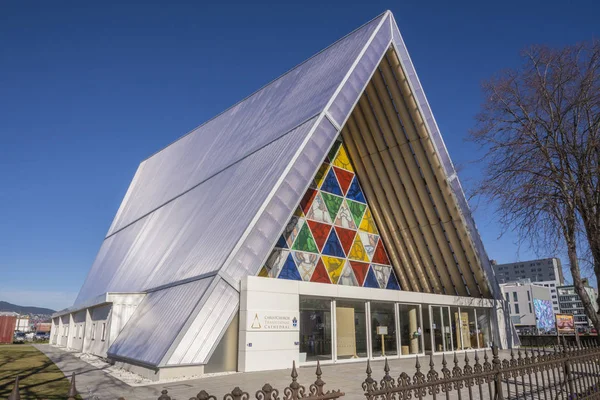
[0,344,76,399]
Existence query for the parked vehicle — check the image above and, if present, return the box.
[13,332,26,343]
[35,332,50,341]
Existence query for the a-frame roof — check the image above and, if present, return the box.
[71,11,502,367]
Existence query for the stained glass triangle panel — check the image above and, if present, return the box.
[321,228,345,258]
[335,226,356,255]
[359,231,378,261]
[275,235,288,249]
[348,234,369,262]
[371,239,391,265]
[363,267,380,288]
[293,251,320,282]
[307,220,331,251]
[372,264,392,289]
[334,200,357,230]
[359,208,378,234]
[310,259,331,284]
[321,192,343,222]
[322,256,345,284]
[386,268,401,290]
[338,261,358,286]
[305,192,332,224]
[347,177,367,204]
[333,166,354,195]
[321,167,343,196]
[347,200,366,228]
[332,145,354,172]
[291,222,318,253]
[278,254,302,281]
[350,261,369,286]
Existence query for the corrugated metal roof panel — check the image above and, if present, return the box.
[107,277,213,366]
[105,13,387,237]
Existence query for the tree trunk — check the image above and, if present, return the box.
[566,238,600,333]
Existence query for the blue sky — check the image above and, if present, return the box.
[1,0,598,310]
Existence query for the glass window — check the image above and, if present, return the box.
[462,308,478,350]
[513,292,518,301]
[527,291,531,300]
[450,307,464,349]
[299,297,332,362]
[335,300,367,359]
[370,302,397,357]
[399,304,422,354]
[432,306,444,352]
[476,308,493,348]
[515,304,520,314]
[528,303,532,313]
[101,322,107,341]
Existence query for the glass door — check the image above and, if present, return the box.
[432,306,454,352]
[398,304,423,355]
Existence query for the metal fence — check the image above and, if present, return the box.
[6,362,344,400]
[7,339,600,400]
[363,338,600,400]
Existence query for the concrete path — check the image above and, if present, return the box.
[35,344,512,400]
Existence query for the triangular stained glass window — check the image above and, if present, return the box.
[363,267,380,288]
[260,137,399,291]
[335,226,356,255]
[386,268,401,290]
[321,192,343,222]
[293,251,320,282]
[310,259,331,284]
[278,253,301,281]
[321,228,345,258]
[338,261,358,286]
[332,145,353,172]
[347,177,367,204]
[333,167,354,195]
[359,208,378,234]
[291,223,318,253]
[347,200,366,227]
[307,220,331,251]
[334,199,357,230]
[350,261,369,286]
[371,239,391,265]
[321,168,343,196]
[322,255,345,284]
[348,234,369,262]
[305,192,332,224]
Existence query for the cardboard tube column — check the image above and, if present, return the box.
[409,307,419,354]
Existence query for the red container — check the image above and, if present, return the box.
[0,315,17,344]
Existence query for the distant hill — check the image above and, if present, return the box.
[0,301,55,315]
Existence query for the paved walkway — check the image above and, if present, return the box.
[35,344,512,399]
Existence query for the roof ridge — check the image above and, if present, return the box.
[140,10,390,163]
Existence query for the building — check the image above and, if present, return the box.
[51,11,514,381]
[499,282,554,334]
[557,280,599,331]
[493,258,563,313]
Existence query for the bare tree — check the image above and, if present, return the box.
[471,40,600,332]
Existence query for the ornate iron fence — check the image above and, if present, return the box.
[363,338,600,400]
[6,361,344,400]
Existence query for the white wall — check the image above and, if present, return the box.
[86,304,112,357]
[70,310,86,351]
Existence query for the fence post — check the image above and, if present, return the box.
[562,336,575,397]
[67,372,77,400]
[7,376,20,400]
[492,344,504,400]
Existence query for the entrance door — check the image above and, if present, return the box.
[432,306,454,352]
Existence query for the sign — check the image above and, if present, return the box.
[556,314,575,334]
[376,326,388,335]
[247,311,299,331]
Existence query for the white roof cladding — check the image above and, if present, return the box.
[73,10,503,366]
[75,12,388,304]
